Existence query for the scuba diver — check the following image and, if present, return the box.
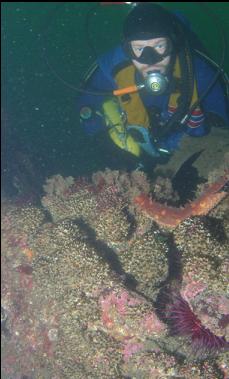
[78,3,229,172]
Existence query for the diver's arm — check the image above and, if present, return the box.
[194,55,229,127]
[184,108,207,137]
[183,55,228,137]
[77,66,114,135]
[78,45,128,136]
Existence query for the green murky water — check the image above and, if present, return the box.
[1,2,229,191]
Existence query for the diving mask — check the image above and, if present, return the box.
[129,39,173,65]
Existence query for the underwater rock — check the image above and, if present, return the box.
[161,216,229,360]
[174,217,229,292]
[2,168,229,378]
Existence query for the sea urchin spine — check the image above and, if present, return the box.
[165,293,229,357]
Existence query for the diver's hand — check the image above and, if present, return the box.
[135,162,145,171]
[127,124,161,157]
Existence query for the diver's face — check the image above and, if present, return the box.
[131,37,171,77]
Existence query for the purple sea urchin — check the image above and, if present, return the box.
[165,293,229,358]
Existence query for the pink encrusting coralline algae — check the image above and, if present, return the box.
[99,289,167,361]
[122,341,145,362]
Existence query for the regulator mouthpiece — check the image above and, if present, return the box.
[145,71,169,95]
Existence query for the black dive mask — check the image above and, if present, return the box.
[128,39,173,65]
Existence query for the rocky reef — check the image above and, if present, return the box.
[1,167,229,378]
